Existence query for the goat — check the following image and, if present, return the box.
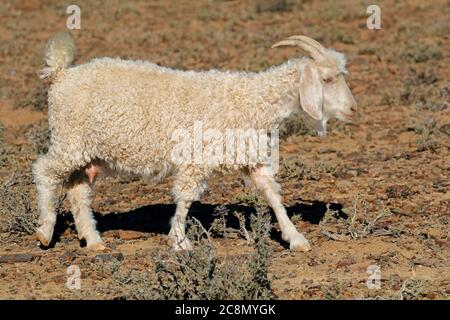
[34,33,357,251]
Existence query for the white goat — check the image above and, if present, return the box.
[34,33,357,252]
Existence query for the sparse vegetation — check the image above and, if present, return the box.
[109,207,274,300]
[329,30,354,45]
[279,156,335,181]
[400,69,448,112]
[321,282,343,300]
[0,0,448,300]
[319,195,394,241]
[279,112,315,139]
[0,181,37,235]
[255,0,295,13]
[399,278,428,300]
[234,193,267,207]
[415,118,439,152]
[16,82,48,111]
[403,43,442,63]
[27,120,50,154]
[380,90,396,106]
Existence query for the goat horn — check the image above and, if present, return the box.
[287,35,327,54]
[271,35,326,62]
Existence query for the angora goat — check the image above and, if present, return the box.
[34,33,357,252]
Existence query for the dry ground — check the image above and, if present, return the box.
[0,0,448,299]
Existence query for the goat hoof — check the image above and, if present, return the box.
[36,228,52,246]
[290,242,312,252]
[87,242,107,251]
[289,235,312,252]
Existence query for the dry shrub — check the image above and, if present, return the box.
[27,120,50,154]
[113,207,274,300]
[279,112,315,139]
[319,194,394,241]
[399,278,429,300]
[379,90,397,107]
[321,282,343,300]
[415,118,439,152]
[400,69,448,112]
[0,173,37,235]
[402,44,442,63]
[439,123,450,137]
[279,156,335,181]
[329,30,354,45]
[234,193,267,207]
[1,191,36,235]
[255,0,295,13]
[0,122,21,170]
[16,81,48,111]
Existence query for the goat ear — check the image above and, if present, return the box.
[299,63,323,120]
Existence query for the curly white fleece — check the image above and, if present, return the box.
[34,33,347,252]
[46,56,304,180]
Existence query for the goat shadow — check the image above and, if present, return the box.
[47,200,346,249]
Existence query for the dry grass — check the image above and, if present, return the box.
[255,0,296,13]
[279,112,315,139]
[400,69,448,112]
[319,194,394,241]
[16,81,48,111]
[279,156,335,181]
[106,207,274,300]
[27,120,50,155]
[398,278,429,300]
[403,43,442,64]
[415,118,439,152]
[0,174,37,235]
[0,0,448,300]
[234,193,267,207]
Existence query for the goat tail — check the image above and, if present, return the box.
[39,32,76,81]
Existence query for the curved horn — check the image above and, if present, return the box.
[288,35,327,54]
[271,35,326,62]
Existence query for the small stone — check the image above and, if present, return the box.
[117,230,143,240]
[318,147,336,154]
[103,230,119,239]
[347,170,358,177]
[0,253,34,263]
[61,251,77,262]
[95,252,124,261]
[287,272,296,279]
